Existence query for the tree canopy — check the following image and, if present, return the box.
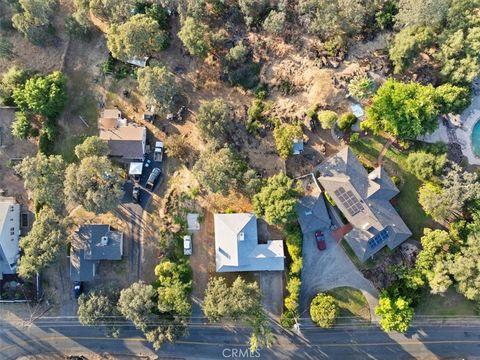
[196,99,231,144]
[178,17,210,58]
[374,291,414,333]
[253,173,301,224]
[77,290,120,336]
[137,66,177,114]
[310,293,338,328]
[273,124,303,159]
[12,0,57,45]
[117,281,156,332]
[405,151,447,180]
[74,136,110,160]
[318,110,338,129]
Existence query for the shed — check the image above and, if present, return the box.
[292,138,304,155]
[129,162,143,176]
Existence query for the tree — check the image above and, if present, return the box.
[15,154,66,212]
[374,291,414,333]
[137,66,177,114]
[12,0,57,45]
[348,75,374,100]
[310,293,338,328]
[177,17,210,58]
[74,136,110,160]
[364,79,439,139]
[90,0,137,24]
[66,0,94,39]
[253,173,301,224]
[416,229,455,294]
[203,277,231,322]
[17,207,67,278]
[78,290,120,336]
[238,0,269,27]
[418,182,451,221]
[338,112,357,131]
[435,83,471,114]
[193,146,245,194]
[64,156,124,214]
[0,66,32,106]
[318,110,338,129]
[12,71,68,119]
[389,27,434,74]
[449,231,480,301]
[117,281,156,332]
[196,99,231,143]
[11,112,33,140]
[263,10,286,35]
[405,151,447,180]
[107,14,169,62]
[395,0,449,28]
[273,124,303,159]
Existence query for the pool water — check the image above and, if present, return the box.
[472,120,480,158]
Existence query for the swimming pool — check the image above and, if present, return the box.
[472,120,480,158]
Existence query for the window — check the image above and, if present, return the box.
[10,227,15,236]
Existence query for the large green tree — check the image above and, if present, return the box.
[12,71,67,119]
[89,0,137,24]
[0,66,33,106]
[253,173,301,224]
[107,14,169,62]
[374,291,414,333]
[15,154,67,212]
[137,66,178,114]
[11,0,57,45]
[395,0,449,28]
[11,112,34,140]
[177,17,210,58]
[310,293,338,328]
[238,0,269,27]
[74,136,110,160]
[273,124,303,159]
[196,99,231,144]
[405,151,447,181]
[389,27,434,74]
[364,78,439,139]
[117,281,156,332]
[17,207,67,278]
[64,156,124,214]
[77,290,120,336]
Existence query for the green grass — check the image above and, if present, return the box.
[416,287,477,316]
[53,133,87,163]
[350,135,434,240]
[327,287,370,320]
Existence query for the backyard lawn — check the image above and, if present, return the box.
[327,286,370,320]
[416,288,477,316]
[350,135,435,240]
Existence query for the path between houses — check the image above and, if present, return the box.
[377,137,394,165]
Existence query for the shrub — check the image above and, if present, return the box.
[310,293,338,328]
[350,132,360,143]
[348,75,374,100]
[318,110,337,129]
[280,310,296,328]
[338,112,357,131]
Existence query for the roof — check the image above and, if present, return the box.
[297,194,332,234]
[292,138,304,155]
[317,147,411,261]
[70,224,123,281]
[0,197,20,279]
[98,111,146,160]
[214,213,284,272]
[129,162,143,175]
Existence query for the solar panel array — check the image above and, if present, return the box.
[367,228,389,249]
[334,187,364,216]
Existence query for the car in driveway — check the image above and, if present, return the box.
[315,230,326,251]
[73,281,83,299]
[183,235,192,255]
[146,168,161,190]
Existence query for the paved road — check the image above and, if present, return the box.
[2,316,480,359]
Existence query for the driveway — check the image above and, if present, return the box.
[259,271,284,318]
[299,226,379,322]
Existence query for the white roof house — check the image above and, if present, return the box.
[214,213,284,272]
[0,197,20,280]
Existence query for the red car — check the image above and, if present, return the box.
[315,230,327,251]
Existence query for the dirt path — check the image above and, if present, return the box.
[377,137,394,165]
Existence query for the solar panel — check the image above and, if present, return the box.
[368,228,389,249]
[334,187,364,216]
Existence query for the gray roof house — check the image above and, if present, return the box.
[296,194,331,234]
[70,224,123,282]
[0,197,20,280]
[214,213,284,272]
[317,147,412,262]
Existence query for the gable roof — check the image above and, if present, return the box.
[0,197,20,279]
[214,213,284,272]
[296,194,331,233]
[317,147,411,261]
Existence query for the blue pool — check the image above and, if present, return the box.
[473,120,480,158]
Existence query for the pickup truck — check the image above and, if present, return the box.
[154,141,164,162]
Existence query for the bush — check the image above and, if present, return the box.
[280,310,296,328]
[350,132,360,143]
[348,75,374,100]
[318,110,337,130]
[310,293,338,328]
[227,62,260,90]
[338,112,357,131]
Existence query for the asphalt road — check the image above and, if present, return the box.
[1,316,480,360]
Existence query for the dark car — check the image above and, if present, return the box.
[315,230,326,251]
[73,281,83,299]
[132,185,140,203]
[146,168,161,190]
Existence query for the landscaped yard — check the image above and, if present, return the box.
[350,135,435,240]
[327,286,370,320]
[416,288,477,316]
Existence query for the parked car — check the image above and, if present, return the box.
[315,230,326,251]
[154,141,164,162]
[132,185,140,204]
[183,235,192,255]
[146,168,161,190]
[73,281,83,299]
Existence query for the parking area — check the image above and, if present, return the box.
[259,271,284,318]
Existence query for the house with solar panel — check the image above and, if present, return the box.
[317,147,412,262]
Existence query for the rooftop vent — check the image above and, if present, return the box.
[100,236,109,246]
[238,232,245,241]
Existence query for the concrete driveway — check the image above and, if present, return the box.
[299,229,379,321]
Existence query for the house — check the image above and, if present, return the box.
[296,194,331,234]
[317,147,412,262]
[0,197,20,280]
[70,224,123,282]
[214,213,284,272]
[292,138,304,155]
[98,109,147,162]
